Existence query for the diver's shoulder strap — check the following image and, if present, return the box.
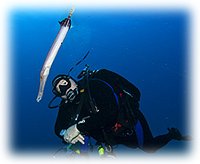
[85,76,99,114]
[68,91,86,127]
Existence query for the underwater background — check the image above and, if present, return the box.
[10,8,189,155]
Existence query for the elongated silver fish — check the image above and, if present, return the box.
[36,8,75,102]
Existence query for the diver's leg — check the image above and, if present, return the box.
[135,110,154,150]
[147,133,172,152]
[136,111,172,152]
[147,127,185,152]
[137,111,184,152]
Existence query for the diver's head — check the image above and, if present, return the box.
[52,74,79,102]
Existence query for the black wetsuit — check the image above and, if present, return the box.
[54,69,175,152]
[55,78,119,143]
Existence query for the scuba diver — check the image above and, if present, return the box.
[50,65,189,155]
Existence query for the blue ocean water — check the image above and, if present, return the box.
[10,8,189,154]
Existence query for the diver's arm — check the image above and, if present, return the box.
[54,104,73,138]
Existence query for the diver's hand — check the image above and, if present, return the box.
[63,124,85,144]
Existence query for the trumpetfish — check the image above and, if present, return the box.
[36,8,75,102]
